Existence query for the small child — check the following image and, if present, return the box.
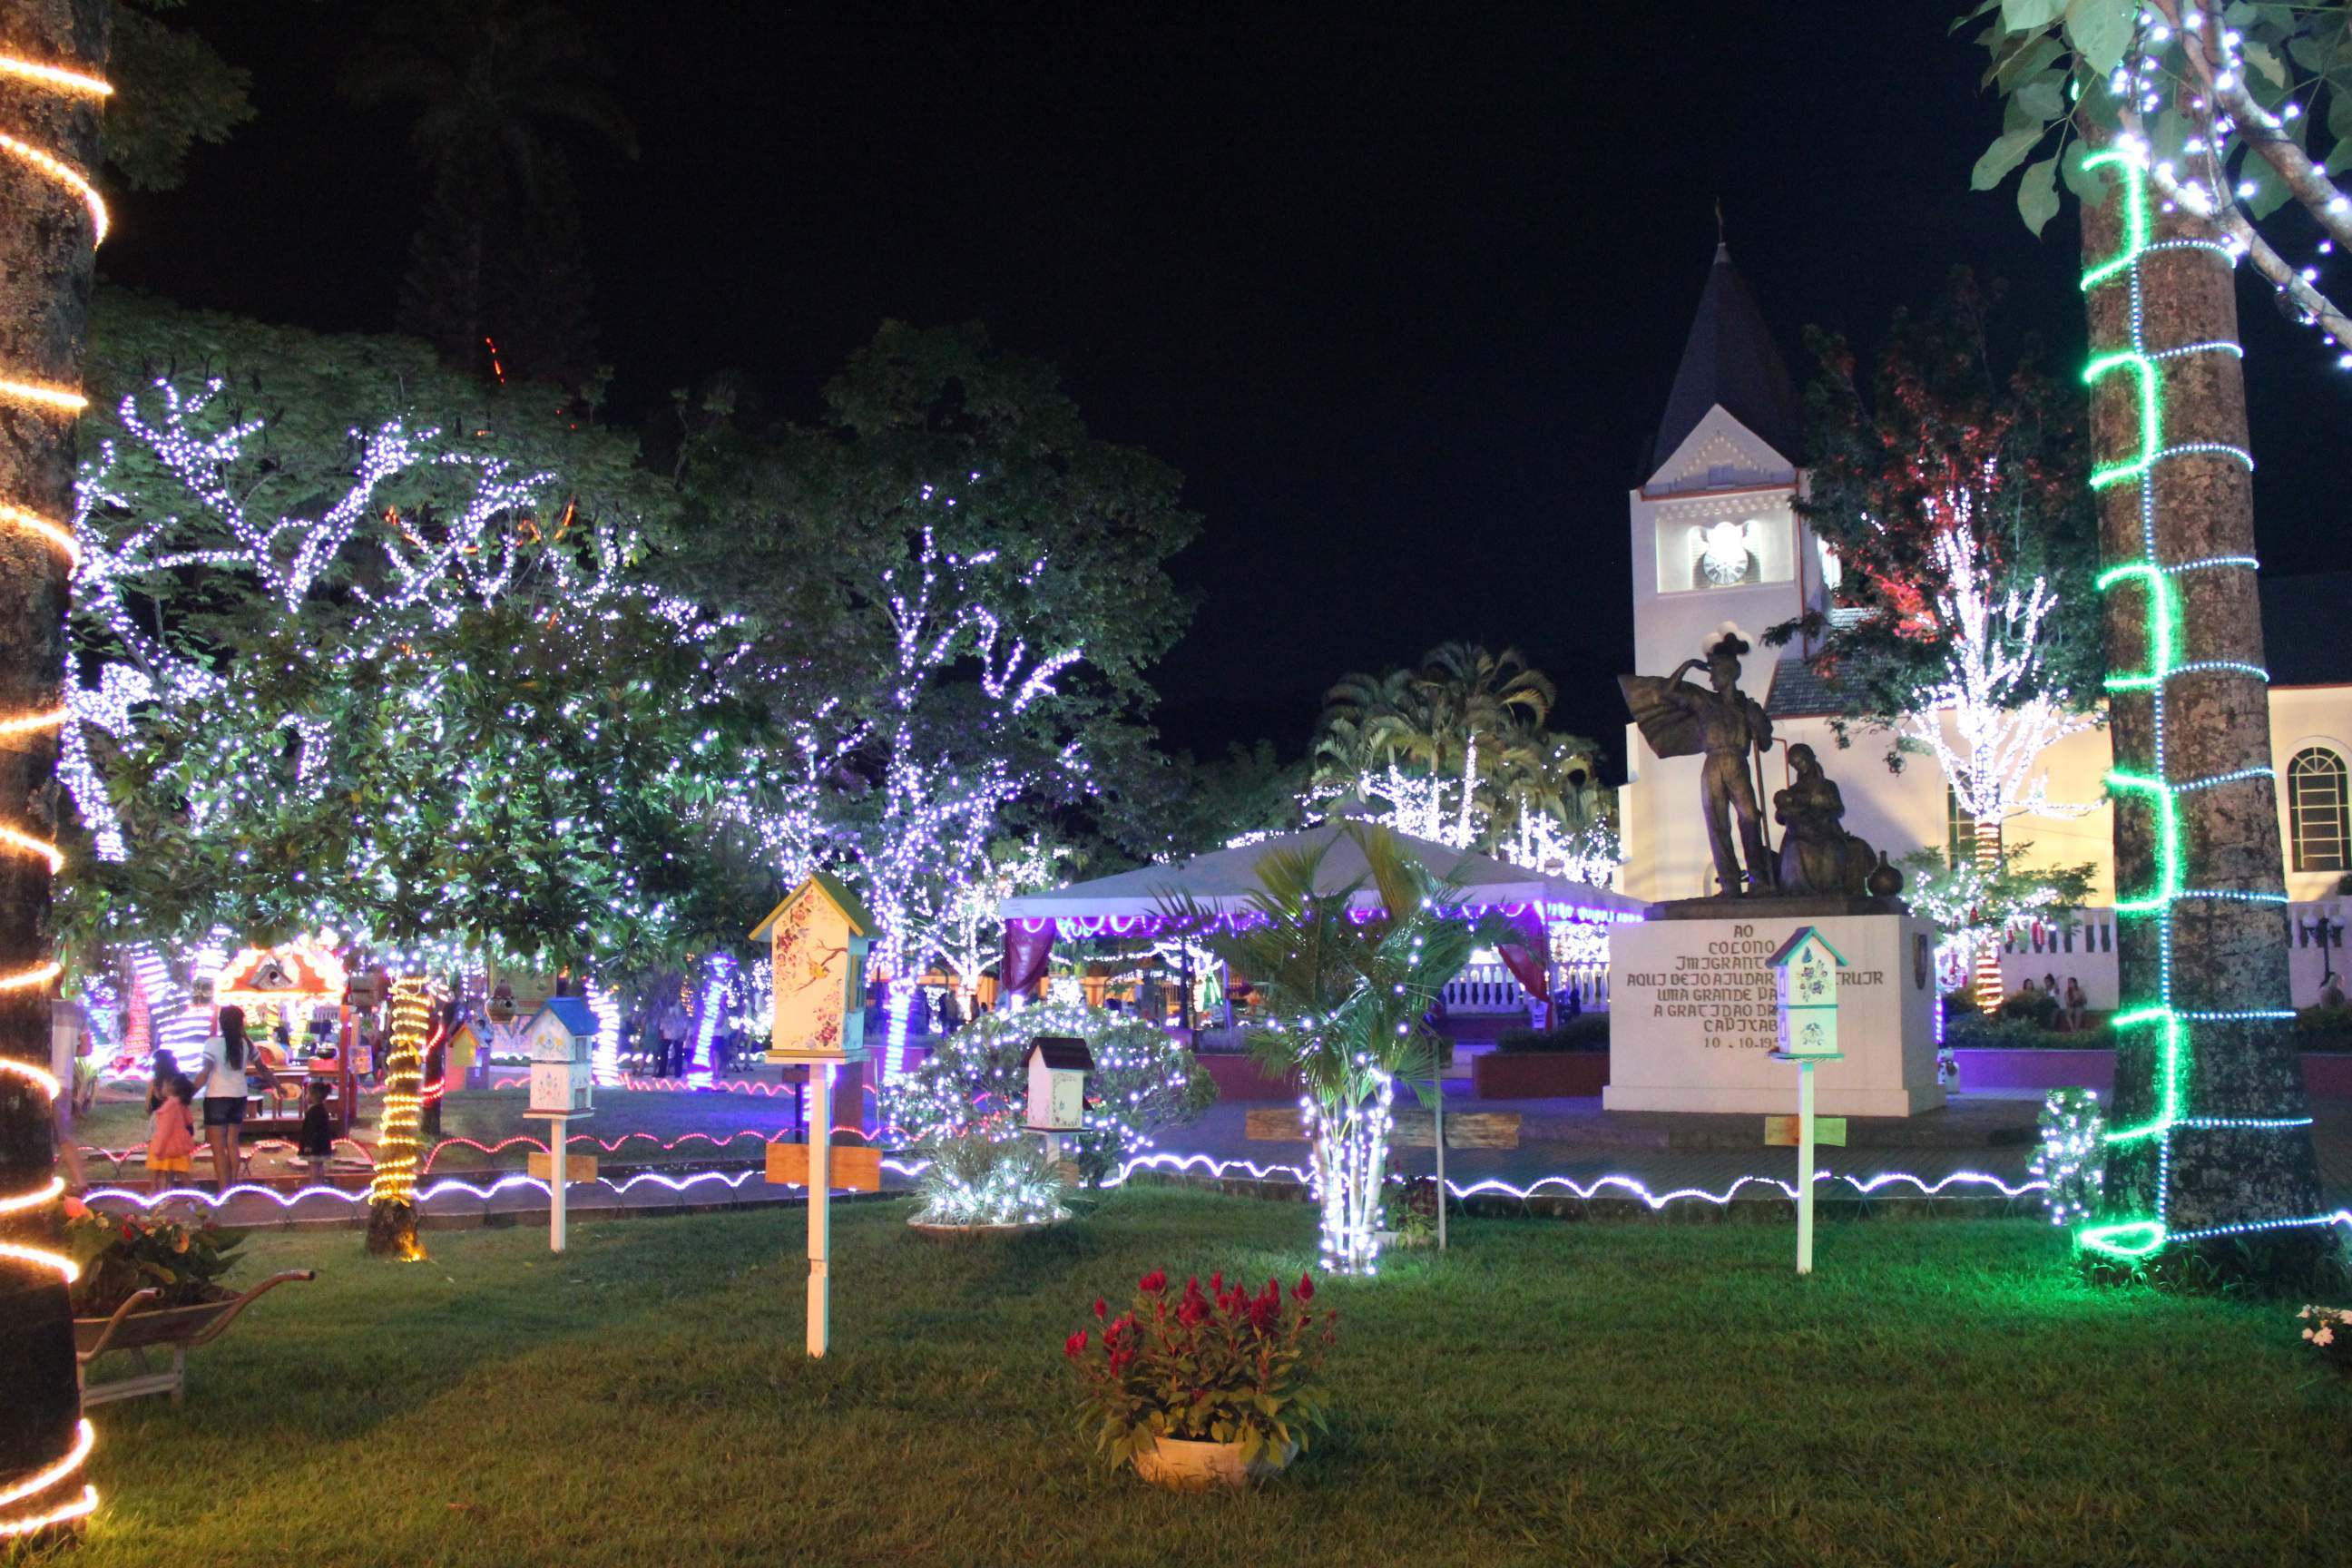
[296,1079,336,1185]
[149,1073,197,1194]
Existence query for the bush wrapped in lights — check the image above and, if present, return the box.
[879,1002,1215,1185]
[2032,1087,2106,1230]
[910,1129,1073,1229]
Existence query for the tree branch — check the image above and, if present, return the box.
[2152,0,2352,251]
[2141,155,2352,348]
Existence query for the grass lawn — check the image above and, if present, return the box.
[65,1191,2352,1568]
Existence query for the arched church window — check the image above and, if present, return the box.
[2288,747,2351,873]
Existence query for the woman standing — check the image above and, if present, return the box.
[199,1004,254,1191]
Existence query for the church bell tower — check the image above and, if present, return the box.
[1619,241,1830,902]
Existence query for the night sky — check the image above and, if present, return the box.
[95,3,2352,769]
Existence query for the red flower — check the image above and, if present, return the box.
[1093,1298,1107,1319]
[1293,1272,1315,1303]
[1064,1329,1090,1359]
[1210,1269,1224,1295]
[1138,1269,1166,1294]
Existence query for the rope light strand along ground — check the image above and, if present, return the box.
[2076,145,2320,1262]
[0,44,110,1543]
[74,1157,2048,1216]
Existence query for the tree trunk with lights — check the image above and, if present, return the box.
[0,0,105,1538]
[365,975,434,1258]
[1971,820,2004,1014]
[2076,133,2325,1279]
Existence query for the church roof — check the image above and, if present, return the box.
[2261,573,2352,686]
[1765,609,1891,719]
[1648,243,1805,478]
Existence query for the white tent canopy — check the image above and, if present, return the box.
[997,823,1642,928]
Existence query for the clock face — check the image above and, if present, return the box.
[1697,521,1752,586]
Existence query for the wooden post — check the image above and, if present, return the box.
[1796,1061,1816,1276]
[1433,1077,1446,1252]
[807,1062,831,1358]
[549,1113,568,1253]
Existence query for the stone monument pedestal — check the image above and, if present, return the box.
[1604,899,1945,1118]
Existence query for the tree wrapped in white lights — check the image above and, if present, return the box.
[63,374,769,984]
[817,518,1085,1076]
[1182,826,1491,1276]
[1901,516,2098,1009]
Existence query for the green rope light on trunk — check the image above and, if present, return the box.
[2074,144,2311,1263]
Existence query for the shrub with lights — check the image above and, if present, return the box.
[910,1128,1073,1229]
[1182,824,1494,1277]
[879,1001,1215,1185]
[2032,1086,2108,1230]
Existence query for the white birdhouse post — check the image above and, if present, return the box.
[1024,1035,1093,1168]
[751,872,877,1360]
[522,999,598,1252]
[1768,926,1847,1276]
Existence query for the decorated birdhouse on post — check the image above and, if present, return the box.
[1024,1036,1093,1133]
[750,871,875,1064]
[523,997,596,1114]
[1769,926,1846,1061]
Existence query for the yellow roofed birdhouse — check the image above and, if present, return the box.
[1769,926,1846,1061]
[751,872,875,1065]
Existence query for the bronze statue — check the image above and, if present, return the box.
[1773,742,1878,896]
[1620,632,1777,896]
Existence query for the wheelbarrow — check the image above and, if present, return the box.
[73,1270,315,1407]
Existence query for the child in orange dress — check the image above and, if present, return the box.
[148,1073,197,1194]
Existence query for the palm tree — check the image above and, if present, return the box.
[342,0,638,386]
[0,0,107,1533]
[1309,668,1423,790]
[1181,827,1496,1274]
[1413,643,1555,844]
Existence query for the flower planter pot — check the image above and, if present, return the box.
[1132,1434,1298,1491]
[906,1215,1063,1242]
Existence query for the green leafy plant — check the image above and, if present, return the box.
[2292,1004,2352,1053]
[2031,1087,2107,1228]
[1066,1267,1336,1471]
[1174,823,1502,1273]
[911,1127,1073,1227]
[61,1198,243,1316]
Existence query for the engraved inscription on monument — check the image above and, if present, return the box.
[1606,911,1945,1117]
[1616,924,1780,1052]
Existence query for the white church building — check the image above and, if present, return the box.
[1615,244,2352,1009]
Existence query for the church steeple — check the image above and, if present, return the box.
[1647,240,1804,477]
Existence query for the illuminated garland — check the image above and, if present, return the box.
[365,976,436,1257]
[0,42,110,1544]
[75,1155,2051,1216]
[2076,147,2340,1262]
